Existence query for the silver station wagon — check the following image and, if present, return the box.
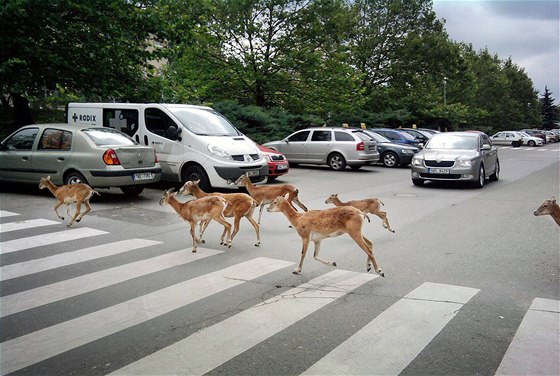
[410,131,499,188]
[264,127,379,170]
[0,123,161,196]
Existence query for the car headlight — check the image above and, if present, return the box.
[457,158,474,167]
[208,145,233,160]
[411,156,423,166]
[402,149,414,155]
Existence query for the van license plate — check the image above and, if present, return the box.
[246,170,259,177]
[428,168,450,174]
[133,172,154,181]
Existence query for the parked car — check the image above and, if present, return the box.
[264,127,379,171]
[363,130,419,167]
[543,131,558,143]
[490,131,523,147]
[0,123,161,196]
[369,128,421,148]
[396,128,431,147]
[520,129,547,143]
[517,132,544,147]
[257,144,289,182]
[418,128,441,135]
[410,131,499,188]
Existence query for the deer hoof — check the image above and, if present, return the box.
[292,268,301,275]
[254,242,261,247]
[192,249,197,253]
[332,262,337,267]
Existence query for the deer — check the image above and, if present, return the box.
[38,175,100,226]
[534,197,560,226]
[159,188,232,252]
[325,193,394,233]
[178,180,261,246]
[267,196,384,277]
[233,173,308,225]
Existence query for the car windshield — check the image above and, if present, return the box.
[365,131,390,143]
[169,107,240,136]
[426,134,478,150]
[83,128,137,146]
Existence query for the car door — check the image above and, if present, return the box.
[491,132,507,145]
[306,130,332,163]
[0,127,39,182]
[480,134,497,175]
[31,128,73,182]
[282,130,311,162]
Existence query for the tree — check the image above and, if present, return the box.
[540,86,558,129]
[1,0,156,125]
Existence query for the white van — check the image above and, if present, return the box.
[66,103,268,190]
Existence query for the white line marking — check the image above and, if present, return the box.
[495,298,560,375]
[0,227,107,254]
[301,282,480,375]
[111,269,377,376]
[1,247,222,316]
[0,210,20,218]
[0,218,59,234]
[1,238,161,281]
[0,257,293,375]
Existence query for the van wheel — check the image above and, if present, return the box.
[182,165,211,191]
[120,185,144,196]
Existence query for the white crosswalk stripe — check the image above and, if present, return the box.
[0,227,107,254]
[0,218,59,233]
[111,269,377,376]
[495,298,560,375]
[0,210,20,218]
[1,211,557,376]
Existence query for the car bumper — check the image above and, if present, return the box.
[347,152,380,165]
[411,165,479,181]
[268,161,289,177]
[87,167,162,187]
[212,163,268,186]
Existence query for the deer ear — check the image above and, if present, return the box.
[552,197,557,204]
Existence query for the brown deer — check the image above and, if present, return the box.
[179,180,261,246]
[234,173,308,225]
[267,196,384,276]
[325,193,394,233]
[159,188,232,252]
[534,197,560,226]
[39,176,100,226]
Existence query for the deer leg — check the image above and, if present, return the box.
[245,214,261,246]
[375,211,394,233]
[215,216,232,248]
[189,221,200,253]
[257,203,266,225]
[293,197,308,212]
[67,201,82,226]
[198,219,210,244]
[54,201,65,221]
[349,232,384,277]
[293,237,311,274]
[229,215,242,243]
[313,240,337,267]
[76,200,92,223]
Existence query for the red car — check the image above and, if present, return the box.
[258,144,289,182]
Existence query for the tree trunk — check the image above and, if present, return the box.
[13,93,34,127]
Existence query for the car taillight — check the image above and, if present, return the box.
[356,141,365,151]
[154,152,159,163]
[103,149,121,165]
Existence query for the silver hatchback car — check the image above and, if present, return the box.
[264,127,379,170]
[410,132,499,188]
[0,123,162,196]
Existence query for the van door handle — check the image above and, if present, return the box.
[21,156,29,161]
[57,157,65,162]
[144,135,148,146]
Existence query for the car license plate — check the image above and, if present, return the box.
[428,168,450,174]
[276,164,288,170]
[133,172,154,181]
[246,170,259,177]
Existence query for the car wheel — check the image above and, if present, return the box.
[489,159,500,181]
[412,178,424,186]
[528,140,536,147]
[267,176,278,183]
[120,185,144,196]
[473,164,485,188]
[382,152,399,168]
[182,165,211,191]
[64,171,89,186]
[327,153,347,171]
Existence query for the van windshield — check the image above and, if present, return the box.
[169,107,241,136]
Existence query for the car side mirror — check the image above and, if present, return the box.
[482,144,491,150]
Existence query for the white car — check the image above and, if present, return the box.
[490,131,523,147]
[518,132,544,147]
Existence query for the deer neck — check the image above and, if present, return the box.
[280,200,301,224]
[191,185,208,198]
[333,197,345,206]
[551,204,560,225]
[44,180,60,196]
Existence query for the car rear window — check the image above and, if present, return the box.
[83,128,137,146]
[352,131,372,141]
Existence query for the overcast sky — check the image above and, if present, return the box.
[432,0,559,104]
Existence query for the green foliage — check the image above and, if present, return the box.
[540,87,559,129]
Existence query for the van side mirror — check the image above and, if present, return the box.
[482,144,491,150]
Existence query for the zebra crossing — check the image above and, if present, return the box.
[1,210,558,375]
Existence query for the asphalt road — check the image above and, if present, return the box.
[1,143,558,375]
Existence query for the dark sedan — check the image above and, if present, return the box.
[363,130,420,167]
